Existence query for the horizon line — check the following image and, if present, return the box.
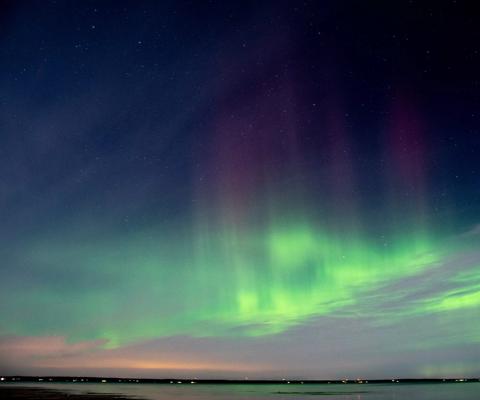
[2,376,479,384]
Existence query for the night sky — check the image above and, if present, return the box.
[1,0,480,379]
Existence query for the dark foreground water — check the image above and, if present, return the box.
[3,382,480,400]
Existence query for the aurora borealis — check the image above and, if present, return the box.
[1,0,480,379]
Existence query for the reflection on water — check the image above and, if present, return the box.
[6,382,480,400]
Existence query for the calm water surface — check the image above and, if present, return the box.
[6,382,480,400]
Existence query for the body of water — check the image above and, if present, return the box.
[4,381,480,400]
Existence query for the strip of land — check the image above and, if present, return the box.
[0,386,140,400]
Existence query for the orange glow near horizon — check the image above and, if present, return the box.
[0,335,268,375]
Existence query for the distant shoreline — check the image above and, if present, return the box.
[1,376,479,385]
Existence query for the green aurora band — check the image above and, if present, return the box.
[3,210,479,349]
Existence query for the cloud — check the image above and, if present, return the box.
[0,335,106,360]
[460,224,480,237]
